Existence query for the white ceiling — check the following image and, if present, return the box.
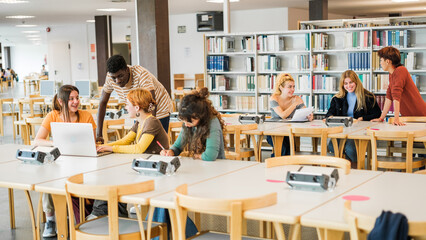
[1,0,426,45]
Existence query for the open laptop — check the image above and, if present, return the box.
[51,122,111,157]
[265,107,314,123]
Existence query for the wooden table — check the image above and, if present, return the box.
[149,164,382,240]
[301,172,426,239]
[0,151,140,240]
[34,157,258,240]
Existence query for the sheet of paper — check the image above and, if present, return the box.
[290,107,314,121]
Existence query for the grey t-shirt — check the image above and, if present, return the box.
[270,100,305,119]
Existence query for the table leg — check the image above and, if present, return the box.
[273,221,285,240]
[316,228,344,240]
[272,136,284,157]
[289,223,301,240]
[24,190,39,240]
[168,209,178,240]
[51,194,68,240]
[251,134,263,162]
[8,188,15,229]
[356,140,369,170]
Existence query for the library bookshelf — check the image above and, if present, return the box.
[204,17,426,117]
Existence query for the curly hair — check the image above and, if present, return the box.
[178,87,226,156]
[52,85,80,122]
[272,73,295,96]
[106,55,127,73]
[378,46,402,67]
[127,88,156,113]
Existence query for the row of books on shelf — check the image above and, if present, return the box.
[206,36,255,53]
[296,55,310,71]
[300,19,421,30]
[258,55,281,72]
[258,94,310,112]
[348,52,370,71]
[312,33,329,50]
[372,30,412,49]
[206,36,236,53]
[210,95,256,111]
[372,51,417,71]
[312,54,329,71]
[245,57,255,72]
[209,75,256,91]
[314,94,333,113]
[206,55,230,72]
[312,75,338,92]
[345,31,370,49]
[376,95,394,113]
[257,35,285,52]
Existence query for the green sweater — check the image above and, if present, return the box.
[170,117,225,161]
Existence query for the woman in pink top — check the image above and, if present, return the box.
[372,46,426,125]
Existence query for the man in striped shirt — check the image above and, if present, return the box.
[96,55,172,143]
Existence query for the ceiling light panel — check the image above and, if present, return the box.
[0,0,29,3]
[16,24,37,27]
[206,0,240,2]
[22,30,40,33]
[6,15,34,19]
[96,8,126,12]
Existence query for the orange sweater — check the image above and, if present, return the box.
[386,66,426,116]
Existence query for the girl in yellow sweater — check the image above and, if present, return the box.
[96,88,169,154]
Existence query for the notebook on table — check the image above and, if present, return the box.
[51,122,111,157]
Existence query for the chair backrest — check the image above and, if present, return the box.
[266,155,351,174]
[289,126,343,156]
[228,123,258,153]
[168,121,183,145]
[102,118,125,142]
[174,184,277,240]
[344,200,426,239]
[388,116,426,124]
[367,128,426,172]
[65,173,154,239]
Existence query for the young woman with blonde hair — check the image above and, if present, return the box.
[267,73,313,156]
[326,70,381,165]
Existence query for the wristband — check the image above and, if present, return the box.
[379,117,384,122]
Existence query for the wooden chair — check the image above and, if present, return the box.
[173,184,279,240]
[102,119,125,143]
[168,121,183,145]
[289,126,343,156]
[266,155,351,175]
[368,128,426,173]
[387,117,426,156]
[225,123,258,161]
[25,117,45,143]
[388,116,426,124]
[0,98,19,137]
[344,200,426,240]
[65,173,166,240]
[415,169,426,174]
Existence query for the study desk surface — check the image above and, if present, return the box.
[149,164,382,224]
[0,153,139,191]
[301,172,426,231]
[0,144,26,163]
[35,158,258,205]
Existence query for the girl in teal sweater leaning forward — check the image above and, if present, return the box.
[161,87,226,161]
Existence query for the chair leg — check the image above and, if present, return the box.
[8,188,15,229]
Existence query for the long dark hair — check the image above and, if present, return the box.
[52,85,80,122]
[178,87,226,155]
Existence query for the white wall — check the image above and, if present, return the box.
[169,8,289,89]
[47,23,92,84]
[10,44,48,78]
